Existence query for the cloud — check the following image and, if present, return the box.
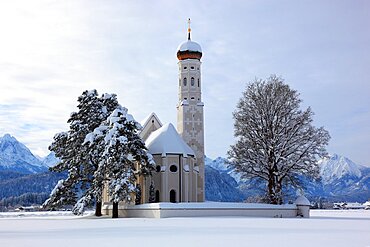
[0,0,369,166]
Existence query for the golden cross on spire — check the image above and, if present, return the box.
[187,18,191,40]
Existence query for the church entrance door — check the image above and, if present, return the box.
[155,190,160,202]
[170,190,176,203]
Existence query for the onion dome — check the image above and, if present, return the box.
[177,18,202,60]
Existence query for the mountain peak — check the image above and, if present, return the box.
[320,154,363,183]
[205,156,229,171]
[1,133,16,142]
[0,134,47,174]
[41,152,60,167]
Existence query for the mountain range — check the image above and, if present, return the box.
[205,154,370,203]
[0,134,49,174]
[0,133,369,208]
[0,134,62,210]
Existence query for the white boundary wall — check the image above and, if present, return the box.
[102,202,310,218]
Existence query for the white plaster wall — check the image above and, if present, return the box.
[103,203,306,219]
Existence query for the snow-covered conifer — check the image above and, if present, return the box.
[44,90,120,215]
[42,179,77,209]
[45,90,154,217]
[228,75,330,204]
[85,105,155,217]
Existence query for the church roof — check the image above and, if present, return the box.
[177,40,202,53]
[140,112,162,129]
[139,112,163,142]
[145,123,195,157]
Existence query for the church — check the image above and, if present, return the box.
[102,20,205,206]
[101,21,311,218]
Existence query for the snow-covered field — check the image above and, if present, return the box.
[0,210,369,247]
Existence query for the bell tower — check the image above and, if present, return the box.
[176,19,205,202]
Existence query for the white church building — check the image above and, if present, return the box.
[103,20,205,206]
[102,21,311,218]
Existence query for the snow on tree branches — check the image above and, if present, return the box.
[228,75,330,204]
[43,90,154,216]
[84,106,154,207]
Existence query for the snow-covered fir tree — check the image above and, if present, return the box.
[43,90,120,215]
[42,132,79,209]
[83,106,154,217]
[228,75,330,204]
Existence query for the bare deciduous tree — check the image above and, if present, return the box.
[228,75,330,204]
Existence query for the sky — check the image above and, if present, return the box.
[0,0,369,166]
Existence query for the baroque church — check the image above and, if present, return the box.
[102,20,205,205]
[101,21,311,219]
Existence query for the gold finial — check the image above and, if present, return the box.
[187,18,191,40]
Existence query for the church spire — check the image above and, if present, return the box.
[187,18,191,40]
[177,19,205,202]
[177,18,202,61]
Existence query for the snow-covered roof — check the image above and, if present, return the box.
[145,123,195,157]
[140,112,162,128]
[295,195,310,206]
[177,40,202,53]
[139,112,163,142]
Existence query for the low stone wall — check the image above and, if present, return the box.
[102,201,310,218]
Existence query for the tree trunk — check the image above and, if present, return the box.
[268,185,277,204]
[112,202,118,218]
[268,178,283,205]
[95,201,102,217]
[268,173,277,204]
[276,181,283,205]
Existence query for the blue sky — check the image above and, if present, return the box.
[0,0,369,166]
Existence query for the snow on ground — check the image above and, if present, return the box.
[0,210,369,247]
[0,210,91,219]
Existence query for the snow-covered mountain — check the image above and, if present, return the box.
[319,154,364,183]
[205,156,228,171]
[205,156,241,182]
[317,154,370,202]
[205,165,244,202]
[0,133,368,203]
[41,152,60,167]
[0,134,48,174]
[205,154,370,203]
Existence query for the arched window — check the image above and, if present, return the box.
[191,77,195,86]
[197,78,200,87]
[183,77,187,86]
[170,190,176,203]
[170,165,178,173]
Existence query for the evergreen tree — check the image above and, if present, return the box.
[43,132,79,209]
[228,75,330,204]
[44,90,154,216]
[43,90,120,215]
[84,106,154,218]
